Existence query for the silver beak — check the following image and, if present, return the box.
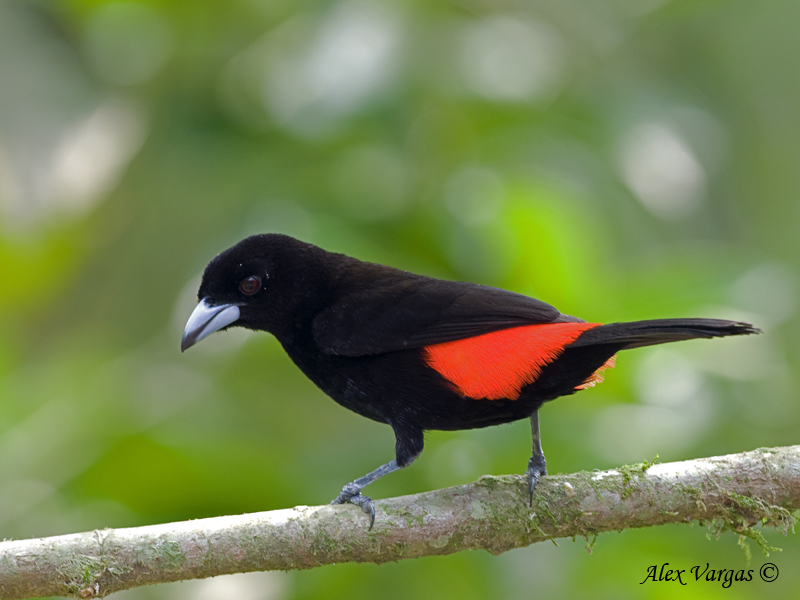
[181,298,241,352]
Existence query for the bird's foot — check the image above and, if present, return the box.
[525,455,548,506]
[331,482,376,529]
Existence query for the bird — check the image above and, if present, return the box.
[181,233,759,528]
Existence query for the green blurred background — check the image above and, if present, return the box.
[1,0,799,598]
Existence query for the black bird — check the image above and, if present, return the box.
[182,234,759,527]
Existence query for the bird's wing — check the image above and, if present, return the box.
[312,277,579,356]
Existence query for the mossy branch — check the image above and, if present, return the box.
[2,445,799,599]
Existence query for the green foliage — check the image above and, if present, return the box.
[1,0,800,597]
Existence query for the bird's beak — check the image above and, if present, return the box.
[181,298,241,352]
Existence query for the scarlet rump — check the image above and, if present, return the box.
[182,234,758,527]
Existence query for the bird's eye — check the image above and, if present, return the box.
[239,275,261,296]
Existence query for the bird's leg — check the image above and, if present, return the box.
[525,409,548,505]
[331,459,400,529]
[332,425,422,529]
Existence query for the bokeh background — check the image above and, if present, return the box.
[2,0,800,598]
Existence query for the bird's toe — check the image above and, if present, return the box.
[331,487,376,529]
[526,455,548,505]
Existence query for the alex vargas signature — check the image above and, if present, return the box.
[640,563,778,587]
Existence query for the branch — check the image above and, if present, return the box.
[2,446,799,599]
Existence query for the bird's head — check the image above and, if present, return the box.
[181,234,330,351]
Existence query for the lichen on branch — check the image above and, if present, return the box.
[1,446,799,600]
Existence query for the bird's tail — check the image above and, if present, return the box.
[569,318,760,350]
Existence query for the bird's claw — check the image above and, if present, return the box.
[331,483,376,529]
[526,455,548,506]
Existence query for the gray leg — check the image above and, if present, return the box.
[525,410,548,504]
[331,460,401,529]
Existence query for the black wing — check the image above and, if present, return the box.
[312,276,580,356]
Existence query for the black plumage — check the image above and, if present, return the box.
[182,234,759,527]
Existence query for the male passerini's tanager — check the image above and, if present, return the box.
[182,234,758,527]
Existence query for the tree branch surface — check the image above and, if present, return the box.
[1,445,799,599]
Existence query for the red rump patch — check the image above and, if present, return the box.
[575,355,617,390]
[422,322,603,400]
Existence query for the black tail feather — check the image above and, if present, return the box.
[569,318,760,350]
